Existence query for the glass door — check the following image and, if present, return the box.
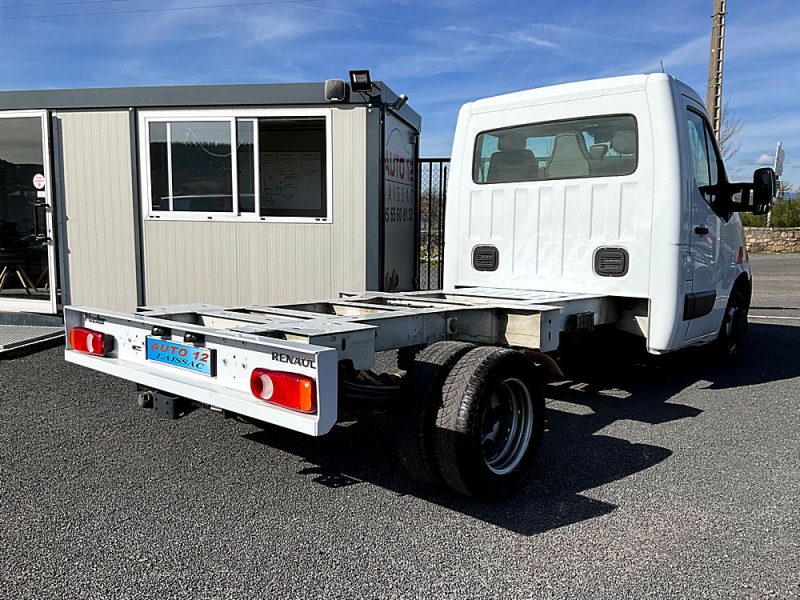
[0,111,57,313]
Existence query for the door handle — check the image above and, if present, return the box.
[694,225,709,235]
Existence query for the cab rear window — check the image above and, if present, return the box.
[473,114,638,184]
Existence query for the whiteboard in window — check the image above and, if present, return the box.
[261,151,322,211]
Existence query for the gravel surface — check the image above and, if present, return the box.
[1,255,798,599]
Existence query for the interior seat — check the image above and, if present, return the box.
[589,144,608,161]
[609,130,637,173]
[486,134,538,183]
[611,130,636,155]
[546,133,591,178]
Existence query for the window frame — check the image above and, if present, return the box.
[686,106,726,206]
[471,113,640,185]
[138,108,333,223]
[685,109,712,189]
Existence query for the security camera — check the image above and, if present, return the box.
[392,94,408,111]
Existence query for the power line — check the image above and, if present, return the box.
[0,0,319,20]
[1,1,129,9]
[0,0,561,53]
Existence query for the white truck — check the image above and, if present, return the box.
[64,74,775,497]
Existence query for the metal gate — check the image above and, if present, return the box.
[417,158,449,290]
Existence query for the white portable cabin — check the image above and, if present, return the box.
[0,81,420,317]
[444,73,751,353]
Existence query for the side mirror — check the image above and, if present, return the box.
[726,167,777,215]
[751,167,777,215]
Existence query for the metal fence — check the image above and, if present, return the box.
[417,158,449,290]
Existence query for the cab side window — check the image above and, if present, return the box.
[686,109,721,202]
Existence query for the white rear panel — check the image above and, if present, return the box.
[445,76,658,299]
[455,178,652,295]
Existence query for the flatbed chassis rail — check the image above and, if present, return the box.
[64,288,609,436]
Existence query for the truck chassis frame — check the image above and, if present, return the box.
[65,288,612,436]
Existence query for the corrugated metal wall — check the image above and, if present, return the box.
[55,110,139,311]
[142,106,367,306]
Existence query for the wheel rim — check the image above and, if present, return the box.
[479,377,534,475]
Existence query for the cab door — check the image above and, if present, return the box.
[683,105,730,340]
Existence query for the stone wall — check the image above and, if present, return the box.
[745,227,800,253]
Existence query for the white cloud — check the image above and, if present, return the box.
[511,33,558,49]
[240,7,344,46]
[756,154,774,165]
[377,19,560,79]
[634,34,708,74]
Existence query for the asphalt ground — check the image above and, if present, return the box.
[1,254,798,599]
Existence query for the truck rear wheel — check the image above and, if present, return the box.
[395,341,475,484]
[434,346,545,497]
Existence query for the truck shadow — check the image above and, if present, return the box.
[242,322,800,536]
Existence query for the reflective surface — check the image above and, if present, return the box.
[237,120,255,213]
[474,114,639,183]
[171,121,233,212]
[148,121,234,212]
[0,117,50,301]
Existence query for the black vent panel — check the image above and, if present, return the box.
[472,245,499,272]
[594,247,629,277]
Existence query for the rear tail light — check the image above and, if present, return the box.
[68,327,112,356]
[250,368,316,414]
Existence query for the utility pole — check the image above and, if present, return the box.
[706,0,726,139]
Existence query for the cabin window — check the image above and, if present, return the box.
[473,114,638,184]
[147,119,236,213]
[257,118,327,218]
[686,109,721,203]
[237,120,256,213]
[141,110,331,223]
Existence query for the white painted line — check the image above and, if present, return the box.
[749,315,800,321]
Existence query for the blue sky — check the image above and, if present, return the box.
[1,0,798,184]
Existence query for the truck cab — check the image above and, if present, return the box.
[444,73,773,354]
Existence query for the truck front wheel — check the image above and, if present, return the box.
[716,288,749,358]
[434,346,545,498]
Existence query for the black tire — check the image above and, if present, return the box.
[395,341,475,484]
[715,288,749,359]
[434,346,545,498]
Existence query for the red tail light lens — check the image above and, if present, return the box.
[250,369,316,414]
[69,327,112,356]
